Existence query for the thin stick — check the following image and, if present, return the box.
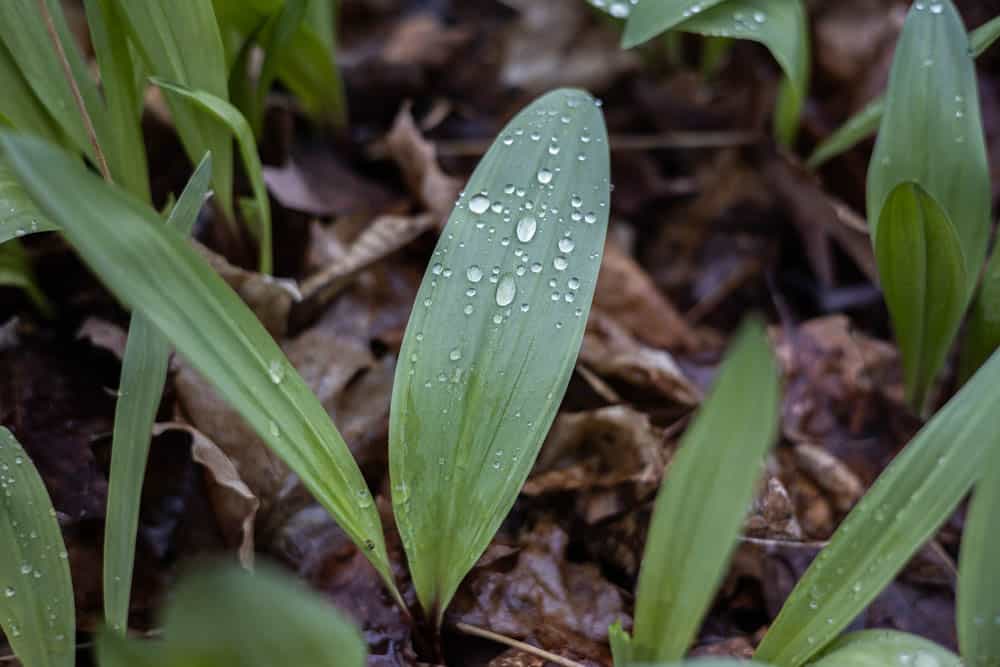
[36,0,112,182]
[454,622,586,667]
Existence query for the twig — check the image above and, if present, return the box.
[454,622,586,667]
[37,0,112,182]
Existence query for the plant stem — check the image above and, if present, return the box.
[36,0,112,183]
[454,622,586,667]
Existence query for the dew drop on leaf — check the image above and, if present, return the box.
[495,275,517,306]
[516,217,538,243]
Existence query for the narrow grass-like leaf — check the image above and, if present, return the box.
[808,14,1000,168]
[0,427,75,667]
[624,319,780,664]
[389,88,609,621]
[0,133,400,605]
[103,154,212,634]
[0,159,57,244]
[96,563,366,667]
[0,39,65,147]
[867,0,989,413]
[0,240,52,316]
[82,0,149,201]
[621,0,809,145]
[958,440,1000,667]
[115,0,235,221]
[213,0,348,127]
[0,0,108,161]
[872,183,967,412]
[151,79,273,274]
[249,0,308,138]
[754,346,1000,667]
[809,631,961,667]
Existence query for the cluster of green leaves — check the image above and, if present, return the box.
[610,306,1000,667]
[865,0,990,413]
[0,0,346,642]
[591,0,810,147]
[0,85,611,660]
[1,428,365,667]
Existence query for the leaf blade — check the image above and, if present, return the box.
[754,345,1000,667]
[389,88,610,619]
[809,631,961,667]
[629,319,780,663]
[102,154,212,633]
[0,427,75,667]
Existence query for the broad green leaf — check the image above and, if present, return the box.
[103,154,212,634]
[624,662,774,667]
[115,0,235,222]
[867,0,989,413]
[809,13,1000,168]
[809,631,961,667]
[213,0,347,127]
[0,38,64,147]
[0,427,75,667]
[389,88,610,621]
[82,0,150,201]
[754,345,1000,667]
[0,240,52,316]
[621,0,810,145]
[0,133,400,606]
[625,320,780,664]
[873,183,967,412]
[96,562,366,667]
[0,159,58,245]
[958,440,1000,667]
[152,79,273,274]
[0,0,109,161]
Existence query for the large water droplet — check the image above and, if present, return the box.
[537,168,553,185]
[558,237,575,253]
[517,217,538,243]
[469,194,490,214]
[467,265,483,283]
[495,275,517,306]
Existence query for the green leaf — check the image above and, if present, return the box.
[873,183,967,413]
[0,132,400,606]
[621,0,810,146]
[102,154,212,634]
[754,344,1000,667]
[961,239,1000,380]
[0,240,52,316]
[808,13,1000,168]
[809,631,961,667]
[0,159,58,245]
[609,620,633,667]
[96,562,367,667]
[0,427,75,667]
[0,0,109,161]
[0,38,65,147]
[958,440,1000,667]
[248,0,309,138]
[867,0,989,413]
[214,0,347,127]
[151,79,273,274]
[389,88,609,621]
[626,319,779,663]
[115,0,235,222]
[82,0,150,201]
[621,662,774,667]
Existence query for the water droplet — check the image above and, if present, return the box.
[268,360,285,384]
[432,263,443,276]
[558,238,575,253]
[20,564,32,576]
[553,256,568,271]
[269,420,280,437]
[570,195,583,208]
[517,216,538,243]
[584,212,597,224]
[469,194,490,214]
[520,303,530,312]
[537,168,553,185]
[913,652,939,667]
[3,587,14,598]
[495,275,517,307]
[530,262,543,273]
[568,277,580,290]
[449,348,462,361]
[930,3,943,13]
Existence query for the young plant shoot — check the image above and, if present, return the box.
[866,0,989,414]
[389,88,610,625]
[611,318,781,665]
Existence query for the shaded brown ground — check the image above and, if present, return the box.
[3,0,999,664]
